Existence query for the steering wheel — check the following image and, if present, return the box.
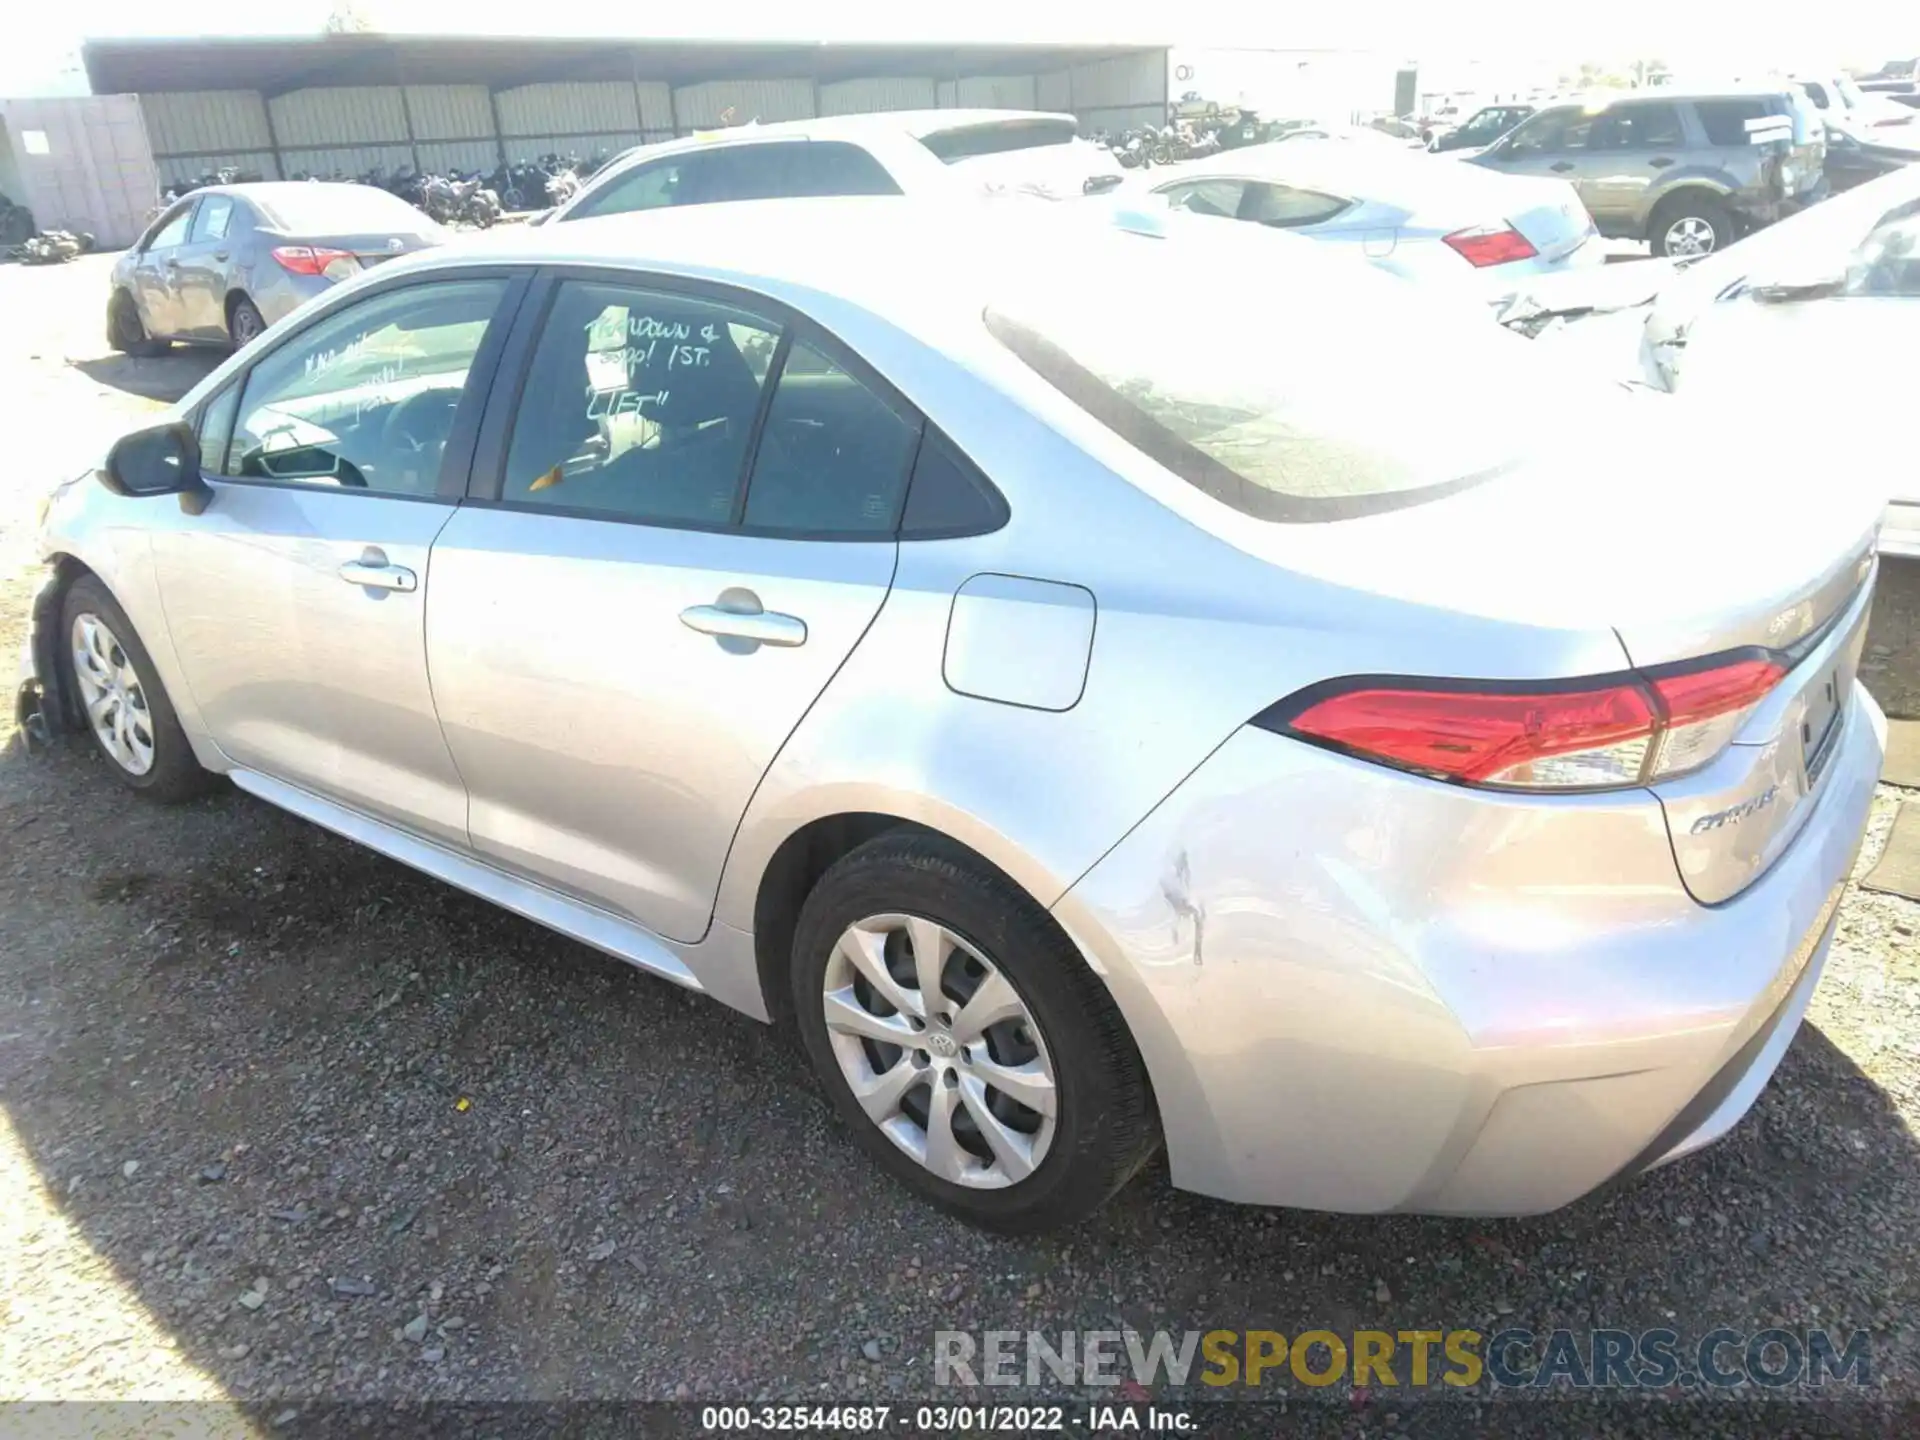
[378,388,461,466]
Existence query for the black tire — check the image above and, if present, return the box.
[227,295,267,349]
[791,832,1159,1233]
[59,576,214,803]
[107,290,166,357]
[1650,193,1733,259]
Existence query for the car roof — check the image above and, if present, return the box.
[607,109,1076,160]
[198,181,383,204]
[1148,138,1509,197]
[1542,84,1794,105]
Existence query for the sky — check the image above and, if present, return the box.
[5,0,1916,96]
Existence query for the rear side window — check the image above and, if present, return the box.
[741,338,922,534]
[921,119,1077,162]
[1694,98,1771,146]
[900,431,1008,537]
[1160,179,1247,218]
[1592,103,1685,149]
[1800,81,1832,109]
[189,195,235,243]
[1241,183,1350,228]
[568,156,698,219]
[1507,108,1595,153]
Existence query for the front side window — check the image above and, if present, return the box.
[1849,205,1920,296]
[1800,81,1832,109]
[146,203,195,251]
[228,278,507,496]
[196,384,242,477]
[189,195,235,243]
[501,281,778,525]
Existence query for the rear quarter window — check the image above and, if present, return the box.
[1693,98,1772,146]
[920,119,1079,162]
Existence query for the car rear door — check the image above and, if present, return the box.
[146,270,529,846]
[425,270,923,943]
[172,193,240,339]
[1579,101,1688,227]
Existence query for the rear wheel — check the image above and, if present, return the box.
[107,290,166,357]
[60,577,213,803]
[226,295,267,349]
[1651,194,1733,258]
[791,832,1159,1233]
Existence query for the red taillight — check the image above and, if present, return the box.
[1442,223,1539,268]
[272,245,357,278]
[1266,653,1788,791]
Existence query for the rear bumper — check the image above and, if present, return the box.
[247,269,333,328]
[1056,685,1884,1216]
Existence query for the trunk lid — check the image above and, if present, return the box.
[1407,167,1595,261]
[272,229,440,270]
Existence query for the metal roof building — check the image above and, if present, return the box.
[79,35,1172,189]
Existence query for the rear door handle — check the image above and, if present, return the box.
[338,551,417,592]
[213,250,229,261]
[1649,156,1676,168]
[1549,161,1575,173]
[680,597,807,648]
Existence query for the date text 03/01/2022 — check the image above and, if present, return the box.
[698,1403,1195,1432]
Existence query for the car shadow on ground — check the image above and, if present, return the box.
[1,734,1916,1411]
[71,350,223,405]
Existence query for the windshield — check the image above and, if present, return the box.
[985,231,1572,521]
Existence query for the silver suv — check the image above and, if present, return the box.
[1470,87,1826,257]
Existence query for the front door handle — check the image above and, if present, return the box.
[680,592,807,648]
[1549,160,1575,172]
[339,552,417,592]
[1648,156,1676,168]
[213,250,230,261]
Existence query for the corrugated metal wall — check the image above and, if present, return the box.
[271,86,410,147]
[937,75,1041,110]
[0,95,161,247]
[129,47,1168,197]
[817,77,938,116]
[671,79,816,131]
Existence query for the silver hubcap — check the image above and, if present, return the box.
[1664,216,1717,256]
[233,308,260,343]
[70,614,156,776]
[822,913,1057,1189]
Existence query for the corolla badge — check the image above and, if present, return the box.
[1690,785,1779,835]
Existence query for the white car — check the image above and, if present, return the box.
[1135,139,1602,303]
[538,110,1125,225]
[1517,164,1920,555]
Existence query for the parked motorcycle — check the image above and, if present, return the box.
[9,229,94,265]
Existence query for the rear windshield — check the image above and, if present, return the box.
[984,237,1562,522]
[921,119,1078,163]
[258,187,427,232]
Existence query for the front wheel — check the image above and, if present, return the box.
[1652,195,1733,258]
[61,577,213,802]
[791,833,1159,1233]
[107,290,166,357]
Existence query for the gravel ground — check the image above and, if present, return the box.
[2,254,1918,1428]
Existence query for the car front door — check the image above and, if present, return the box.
[147,271,527,846]
[425,272,922,942]
[131,199,197,338]
[172,193,241,339]
[1580,102,1688,229]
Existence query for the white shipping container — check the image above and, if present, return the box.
[938,76,1041,111]
[671,80,815,131]
[405,85,494,142]
[139,90,273,157]
[271,88,410,148]
[0,95,162,247]
[496,83,640,138]
[817,77,938,116]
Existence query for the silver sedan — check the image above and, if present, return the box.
[108,182,445,354]
[21,200,1884,1231]
[1138,138,1604,300]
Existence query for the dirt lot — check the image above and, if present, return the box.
[2,254,1918,1427]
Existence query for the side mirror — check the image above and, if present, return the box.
[100,421,212,514]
